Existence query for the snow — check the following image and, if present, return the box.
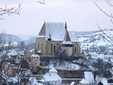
[80,71,94,84]
[7,76,18,83]
[29,77,39,85]
[70,81,75,85]
[31,54,40,58]
[38,22,79,42]
[7,50,18,56]
[42,67,62,82]
[48,61,81,70]
[44,22,66,41]
[80,79,89,84]
[68,31,79,42]
[62,41,72,45]
[49,67,57,73]
[84,72,94,83]
[96,76,110,85]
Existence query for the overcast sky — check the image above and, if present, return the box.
[0,0,113,35]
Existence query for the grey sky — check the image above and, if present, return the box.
[0,0,113,35]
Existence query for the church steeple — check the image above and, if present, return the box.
[65,30,71,41]
[65,22,67,30]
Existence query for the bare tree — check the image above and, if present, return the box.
[94,0,113,45]
[94,0,113,19]
[94,0,113,25]
[0,3,22,19]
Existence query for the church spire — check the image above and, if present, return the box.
[65,30,71,41]
[65,22,67,30]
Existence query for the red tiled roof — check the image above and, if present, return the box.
[65,30,71,41]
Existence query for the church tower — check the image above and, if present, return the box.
[62,23,73,57]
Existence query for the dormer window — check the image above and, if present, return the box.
[48,33,51,41]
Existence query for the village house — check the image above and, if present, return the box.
[2,62,16,77]
[41,67,62,85]
[31,54,40,68]
[35,22,81,57]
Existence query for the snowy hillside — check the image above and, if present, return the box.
[0,33,21,42]
[16,35,36,43]
[78,29,113,57]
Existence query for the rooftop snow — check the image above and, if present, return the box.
[42,67,61,82]
[38,22,78,42]
[69,31,79,42]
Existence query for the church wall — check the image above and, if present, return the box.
[73,42,81,57]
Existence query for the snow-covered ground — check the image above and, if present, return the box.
[78,29,113,59]
[46,61,81,70]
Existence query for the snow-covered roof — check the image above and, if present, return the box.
[49,67,57,73]
[31,54,40,58]
[80,71,94,84]
[68,31,79,42]
[80,79,89,84]
[101,78,110,85]
[95,76,110,85]
[84,71,94,83]
[38,22,78,42]
[42,67,61,82]
[39,22,66,41]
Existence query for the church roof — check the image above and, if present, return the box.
[62,30,72,45]
[68,31,79,42]
[38,22,79,42]
[38,22,66,41]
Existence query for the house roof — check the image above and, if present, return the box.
[42,67,61,82]
[38,22,78,42]
[49,67,57,73]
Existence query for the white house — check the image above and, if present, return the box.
[41,67,62,85]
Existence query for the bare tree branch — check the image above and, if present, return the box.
[94,2,113,18]
[110,19,113,24]
[96,23,113,45]
[0,3,22,19]
[106,0,113,7]
[38,0,45,4]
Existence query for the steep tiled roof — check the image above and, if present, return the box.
[65,30,71,41]
[62,30,73,45]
